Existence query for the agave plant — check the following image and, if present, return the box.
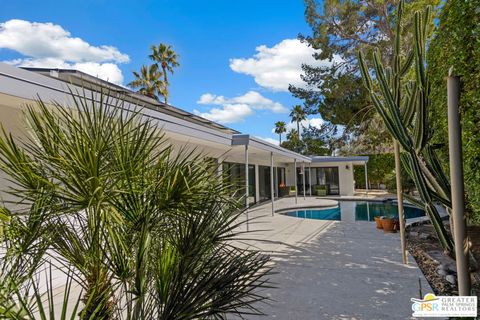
[358,1,455,255]
[0,89,271,319]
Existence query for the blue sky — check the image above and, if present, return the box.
[0,0,327,144]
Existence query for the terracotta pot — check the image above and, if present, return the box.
[374,216,383,229]
[381,218,396,233]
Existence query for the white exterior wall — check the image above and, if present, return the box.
[338,162,354,196]
[309,161,356,196]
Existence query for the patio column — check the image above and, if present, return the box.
[270,152,274,216]
[294,159,298,204]
[364,162,369,194]
[274,166,278,198]
[245,144,249,231]
[302,162,306,200]
[309,164,312,196]
[447,72,470,296]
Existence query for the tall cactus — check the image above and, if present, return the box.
[358,1,455,255]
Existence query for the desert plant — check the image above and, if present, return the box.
[0,89,271,319]
[358,1,455,254]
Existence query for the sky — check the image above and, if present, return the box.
[0,0,329,145]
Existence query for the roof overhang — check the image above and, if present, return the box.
[0,63,234,146]
[232,134,311,162]
[311,156,369,165]
[18,67,239,135]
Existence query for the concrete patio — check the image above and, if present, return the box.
[239,197,430,319]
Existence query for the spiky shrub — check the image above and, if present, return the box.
[0,90,271,319]
[358,1,455,255]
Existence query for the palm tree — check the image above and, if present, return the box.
[128,64,166,101]
[289,105,306,139]
[0,91,271,319]
[274,121,287,144]
[149,43,180,104]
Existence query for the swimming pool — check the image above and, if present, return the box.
[282,200,425,222]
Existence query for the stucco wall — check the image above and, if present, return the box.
[287,161,357,196]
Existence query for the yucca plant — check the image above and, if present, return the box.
[358,1,455,255]
[0,89,271,319]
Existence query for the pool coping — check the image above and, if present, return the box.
[275,205,340,214]
[275,199,430,222]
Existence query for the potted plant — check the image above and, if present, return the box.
[374,216,383,229]
[381,215,396,233]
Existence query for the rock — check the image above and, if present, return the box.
[409,231,419,237]
[437,268,448,276]
[427,250,456,267]
[419,233,430,240]
[445,274,456,285]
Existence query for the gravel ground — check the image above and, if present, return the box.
[406,223,480,301]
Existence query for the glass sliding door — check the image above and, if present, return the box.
[296,167,306,195]
[305,167,311,195]
[275,167,286,198]
[258,165,271,202]
[222,162,256,205]
[313,167,340,195]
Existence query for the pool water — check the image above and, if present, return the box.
[284,200,425,222]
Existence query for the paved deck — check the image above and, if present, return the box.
[238,197,430,320]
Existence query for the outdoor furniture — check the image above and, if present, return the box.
[315,185,328,196]
[288,186,296,196]
[279,186,290,197]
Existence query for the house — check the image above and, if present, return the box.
[0,63,368,212]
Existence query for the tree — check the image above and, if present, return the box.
[291,0,440,152]
[274,121,287,144]
[128,64,166,101]
[358,2,455,254]
[428,0,480,224]
[149,43,180,104]
[0,91,271,319]
[280,123,335,156]
[289,105,306,138]
[302,123,337,156]
[281,129,302,153]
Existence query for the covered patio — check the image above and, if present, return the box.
[230,134,311,215]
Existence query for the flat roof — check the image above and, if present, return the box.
[232,134,311,162]
[20,67,240,135]
[0,63,312,162]
[311,156,369,163]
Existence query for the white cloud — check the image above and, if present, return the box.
[230,38,341,92]
[197,91,287,113]
[256,137,279,146]
[193,104,254,124]
[0,19,129,84]
[194,91,287,124]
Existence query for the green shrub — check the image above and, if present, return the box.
[0,92,271,319]
[428,0,480,224]
[353,153,395,189]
